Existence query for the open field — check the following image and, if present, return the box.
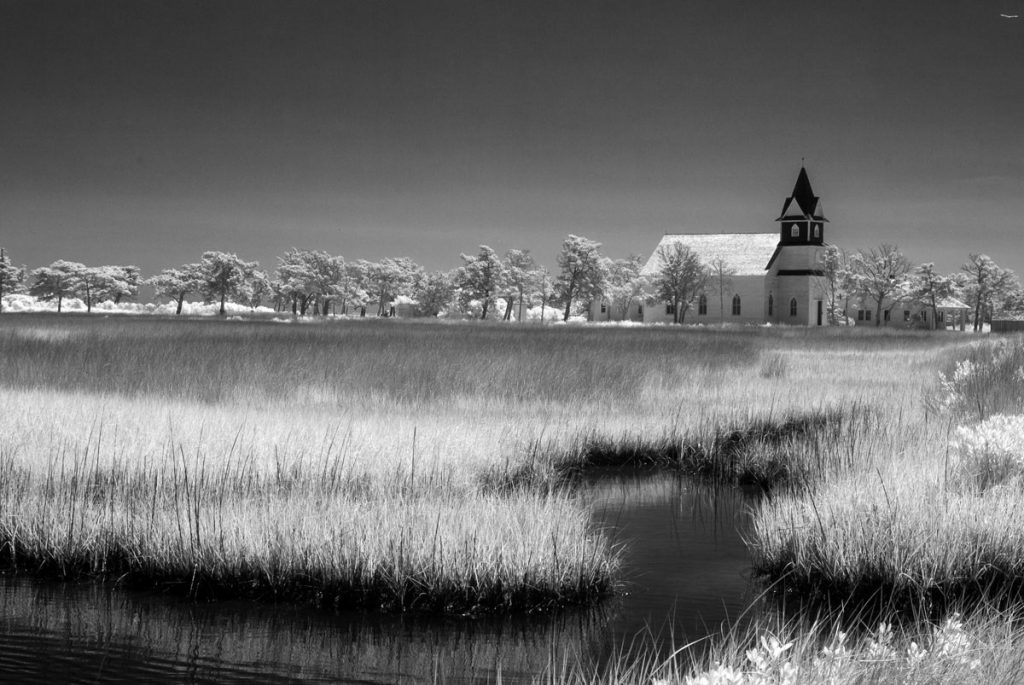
[3,314,1024,680]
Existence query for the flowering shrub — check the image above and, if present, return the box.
[937,339,1024,420]
[670,615,980,685]
[949,414,1024,490]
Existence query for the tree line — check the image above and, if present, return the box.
[817,244,1023,330]
[0,239,1021,327]
[0,238,613,321]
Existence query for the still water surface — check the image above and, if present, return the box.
[0,472,758,683]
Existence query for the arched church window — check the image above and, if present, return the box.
[698,294,707,316]
[732,294,741,316]
[790,298,798,316]
[791,225,799,238]
[813,225,820,239]
[768,294,774,316]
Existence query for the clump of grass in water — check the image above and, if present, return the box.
[544,407,862,490]
[0,436,618,614]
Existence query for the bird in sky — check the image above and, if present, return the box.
[1000,13,1020,17]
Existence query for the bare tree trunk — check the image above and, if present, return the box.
[219,291,226,316]
[176,293,185,315]
[503,297,513,321]
[57,295,63,313]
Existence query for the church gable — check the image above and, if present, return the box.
[779,196,807,219]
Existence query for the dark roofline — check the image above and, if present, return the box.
[661,231,778,236]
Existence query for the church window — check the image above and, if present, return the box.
[666,303,676,315]
[789,298,798,316]
[884,310,890,322]
[600,301,606,314]
[732,295,741,316]
[813,225,820,239]
[903,310,910,322]
[857,310,864,321]
[768,295,774,316]
[790,225,799,238]
[698,294,707,315]
[638,304,643,315]
[865,310,872,322]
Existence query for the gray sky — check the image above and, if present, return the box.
[2,0,1023,277]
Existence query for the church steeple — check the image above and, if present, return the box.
[776,166,826,245]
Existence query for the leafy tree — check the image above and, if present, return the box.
[29,260,82,313]
[0,248,26,313]
[556,235,605,322]
[277,249,318,315]
[536,268,556,323]
[601,255,646,320]
[147,264,205,315]
[961,254,1019,331]
[816,245,850,325]
[275,249,347,316]
[457,245,505,320]
[241,270,273,310]
[502,249,539,322]
[650,243,709,324]
[339,261,370,315]
[362,258,421,316]
[413,271,456,317]
[199,251,260,316]
[107,265,141,304]
[909,263,955,330]
[70,265,118,313]
[848,244,911,326]
[707,256,735,324]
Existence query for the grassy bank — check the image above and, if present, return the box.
[0,315,975,614]
[750,336,1024,616]
[554,604,1024,685]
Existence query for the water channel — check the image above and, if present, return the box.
[0,471,760,684]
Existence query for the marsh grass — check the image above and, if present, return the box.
[553,407,865,489]
[751,338,1024,618]
[0,314,979,615]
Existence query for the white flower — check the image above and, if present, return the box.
[906,641,928,666]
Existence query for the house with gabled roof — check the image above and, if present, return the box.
[593,167,833,325]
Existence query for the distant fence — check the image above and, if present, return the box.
[992,320,1024,333]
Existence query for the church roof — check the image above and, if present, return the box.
[777,166,828,221]
[642,233,779,277]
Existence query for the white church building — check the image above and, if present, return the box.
[594,167,831,326]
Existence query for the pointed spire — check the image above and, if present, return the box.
[792,166,816,215]
[777,166,826,222]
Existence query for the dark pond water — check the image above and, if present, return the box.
[0,472,759,684]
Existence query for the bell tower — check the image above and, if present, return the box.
[776,166,827,246]
[765,165,831,326]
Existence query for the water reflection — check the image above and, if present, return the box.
[583,470,761,658]
[0,471,759,683]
